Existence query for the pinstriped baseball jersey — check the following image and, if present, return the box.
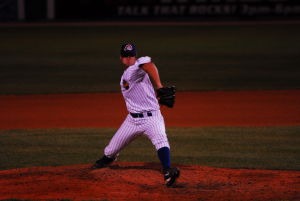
[103,56,170,158]
[121,56,160,113]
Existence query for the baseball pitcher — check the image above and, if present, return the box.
[92,43,179,186]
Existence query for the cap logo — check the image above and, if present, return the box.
[124,44,133,51]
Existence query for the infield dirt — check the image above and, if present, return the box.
[1,90,300,129]
[0,90,300,200]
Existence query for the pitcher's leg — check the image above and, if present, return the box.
[144,113,180,186]
[93,115,139,169]
[144,113,170,151]
[104,123,137,158]
[144,113,170,168]
[104,121,139,158]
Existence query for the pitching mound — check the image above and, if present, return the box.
[0,162,299,201]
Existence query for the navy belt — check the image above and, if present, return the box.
[130,112,152,118]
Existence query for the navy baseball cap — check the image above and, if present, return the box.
[120,43,137,57]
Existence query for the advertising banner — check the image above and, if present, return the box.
[114,0,300,18]
[2,0,300,21]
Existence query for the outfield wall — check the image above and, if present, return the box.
[1,0,300,21]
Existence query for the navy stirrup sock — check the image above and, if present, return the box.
[157,147,171,170]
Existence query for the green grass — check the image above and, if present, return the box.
[0,127,299,171]
[0,24,300,94]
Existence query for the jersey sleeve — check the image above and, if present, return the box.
[137,56,151,67]
[130,56,151,82]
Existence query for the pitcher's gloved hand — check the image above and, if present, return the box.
[156,86,176,108]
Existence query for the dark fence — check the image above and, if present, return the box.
[56,0,300,20]
[0,0,18,21]
[1,0,300,21]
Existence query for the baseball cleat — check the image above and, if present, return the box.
[91,155,115,169]
[163,167,180,187]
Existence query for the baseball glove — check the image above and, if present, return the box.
[157,86,176,108]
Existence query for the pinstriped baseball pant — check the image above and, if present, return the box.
[104,110,170,158]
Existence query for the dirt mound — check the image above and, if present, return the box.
[0,162,299,201]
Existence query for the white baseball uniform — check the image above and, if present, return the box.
[104,56,170,158]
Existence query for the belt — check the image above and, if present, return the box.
[130,112,153,118]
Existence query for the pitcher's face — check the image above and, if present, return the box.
[120,56,136,67]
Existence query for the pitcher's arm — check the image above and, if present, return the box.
[141,62,163,89]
